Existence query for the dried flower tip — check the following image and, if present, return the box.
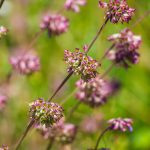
[0,145,9,150]
[108,118,133,132]
[0,95,7,110]
[64,0,86,13]
[40,14,69,36]
[64,47,100,81]
[0,26,8,38]
[99,0,135,23]
[107,28,142,68]
[10,51,40,75]
[76,76,117,107]
[29,99,63,127]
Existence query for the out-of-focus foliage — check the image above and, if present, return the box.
[0,0,150,150]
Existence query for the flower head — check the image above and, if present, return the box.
[0,26,8,38]
[0,95,7,110]
[36,118,77,144]
[10,51,40,75]
[107,28,142,67]
[0,145,9,150]
[29,99,63,127]
[40,14,69,36]
[75,76,117,107]
[64,47,100,81]
[64,0,86,13]
[108,118,133,132]
[99,0,135,23]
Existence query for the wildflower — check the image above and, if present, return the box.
[40,14,69,36]
[75,76,118,107]
[10,51,40,75]
[36,118,77,144]
[64,0,86,13]
[107,28,142,67]
[64,47,100,81]
[29,98,63,127]
[0,26,8,38]
[99,0,135,23]
[108,118,133,132]
[0,95,7,110]
[0,145,9,150]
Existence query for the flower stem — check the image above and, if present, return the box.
[66,101,81,121]
[46,138,54,150]
[99,44,115,63]
[48,71,74,102]
[100,63,114,79]
[0,0,5,8]
[94,127,110,150]
[86,18,109,53]
[15,120,35,150]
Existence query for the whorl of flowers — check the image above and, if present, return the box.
[0,26,8,38]
[40,14,69,36]
[108,118,133,132]
[0,145,9,150]
[29,99,63,127]
[99,0,135,23]
[10,51,40,75]
[0,95,7,110]
[75,76,118,107]
[64,0,87,13]
[107,28,142,67]
[36,118,77,144]
[64,47,100,81]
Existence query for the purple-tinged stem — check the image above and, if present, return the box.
[99,44,115,63]
[46,138,54,150]
[48,71,74,102]
[15,120,35,150]
[94,127,111,150]
[86,18,109,53]
[0,0,5,8]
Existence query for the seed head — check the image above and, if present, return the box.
[99,0,135,23]
[29,99,63,127]
[64,47,100,81]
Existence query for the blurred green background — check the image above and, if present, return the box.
[0,0,150,150]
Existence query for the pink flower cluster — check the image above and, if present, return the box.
[108,118,133,132]
[36,118,77,144]
[107,28,142,67]
[75,76,116,107]
[0,26,8,38]
[29,99,63,127]
[10,51,40,75]
[99,0,135,23]
[0,145,9,150]
[64,48,100,81]
[0,95,7,110]
[64,0,86,12]
[40,14,69,36]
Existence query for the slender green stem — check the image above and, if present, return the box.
[94,127,110,150]
[66,101,81,121]
[48,71,74,102]
[15,120,35,150]
[86,18,109,54]
[46,138,54,150]
[0,0,5,8]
